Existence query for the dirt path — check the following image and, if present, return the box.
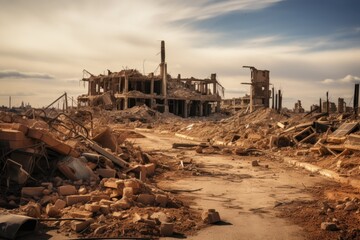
[131,131,329,240]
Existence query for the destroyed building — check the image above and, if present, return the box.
[78,41,224,118]
[293,100,305,113]
[221,66,273,113]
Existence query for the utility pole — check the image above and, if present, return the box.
[354,84,359,118]
[326,91,329,114]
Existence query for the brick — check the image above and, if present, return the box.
[58,185,77,196]
[160,222,174,236]
[97,168,116,178]
[155,194,168,207]
[115,198,132,209]
[46,204,60,217]
[124,179,140,193]
[124,179,140,189]
[0,123,28,134]
[145,163,156,176]
[137,194,155,206]
[70,210,93,218]
[85,203,100,213]
[54,199,67,209]
[202,209,221,224]
[66,195,91,206]
[71,219,92,232]
[0,129,26,141]
[139,166,147,182]
[27,128,44,140]
[103,179,124,189]
[21,187,45,198]
[91,194,110,202]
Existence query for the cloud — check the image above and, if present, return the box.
[321,74,360,84]
[163,0,283,21]
[0,70,54,79]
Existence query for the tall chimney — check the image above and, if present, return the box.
[160,40,165,78]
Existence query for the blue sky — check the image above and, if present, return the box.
[0,0,359,110]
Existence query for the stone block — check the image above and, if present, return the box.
[115,198,132,209]
[91,194,110,202]
[202,209,221,224]
[85,203,100,213]
[66,195,91,206]
[21,187,45,198]
[97,168,116,178]
[71,219,92,232]
[54,199,67,209]
[46,203,60,217]
[70,210,93,218]
[99,199,114,206]
[103,179,124,189]
[137,194,155,206]
[58,185,77,196]
[155,194,168,207]
[160,222,174,236]
[0,129,26,141]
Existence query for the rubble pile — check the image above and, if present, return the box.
[0,109,202,238]
[169,108,360,176]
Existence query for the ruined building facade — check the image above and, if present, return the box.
[78,41,224,118]
[221,66,271,113]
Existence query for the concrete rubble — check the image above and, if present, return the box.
[2,42,360,239]
[0,108,203,238]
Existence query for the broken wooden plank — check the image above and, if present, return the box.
[333,149,350,160]
[172,143,199,149]
[298,132,317,144]
[344,144,360,151]
[327,136,346,144]
[277,122,286,129]
[330,122,359,138]
[346,134,360,145]
[283,122,313,133]
[317,142,337,156]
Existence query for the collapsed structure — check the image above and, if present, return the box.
[78,41,224,118]
[221,66,276,113]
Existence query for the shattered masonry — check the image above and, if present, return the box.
[78,41,224,118]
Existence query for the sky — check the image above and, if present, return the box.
[0,0,359,110]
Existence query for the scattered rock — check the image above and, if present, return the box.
[321,222,339,231]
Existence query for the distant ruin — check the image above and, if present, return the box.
[78,41,224,118]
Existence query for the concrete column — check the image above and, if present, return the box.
[183,100,189,118]
[211,73,217,95]
[124,76,129,92]
[250,84,254,112]
[150,78,154,95]
[199,101,203,117]
[124,97,128,110]
[163,63,169,113]
[216,101,220,112]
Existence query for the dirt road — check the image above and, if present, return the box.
[131,130,329,240]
